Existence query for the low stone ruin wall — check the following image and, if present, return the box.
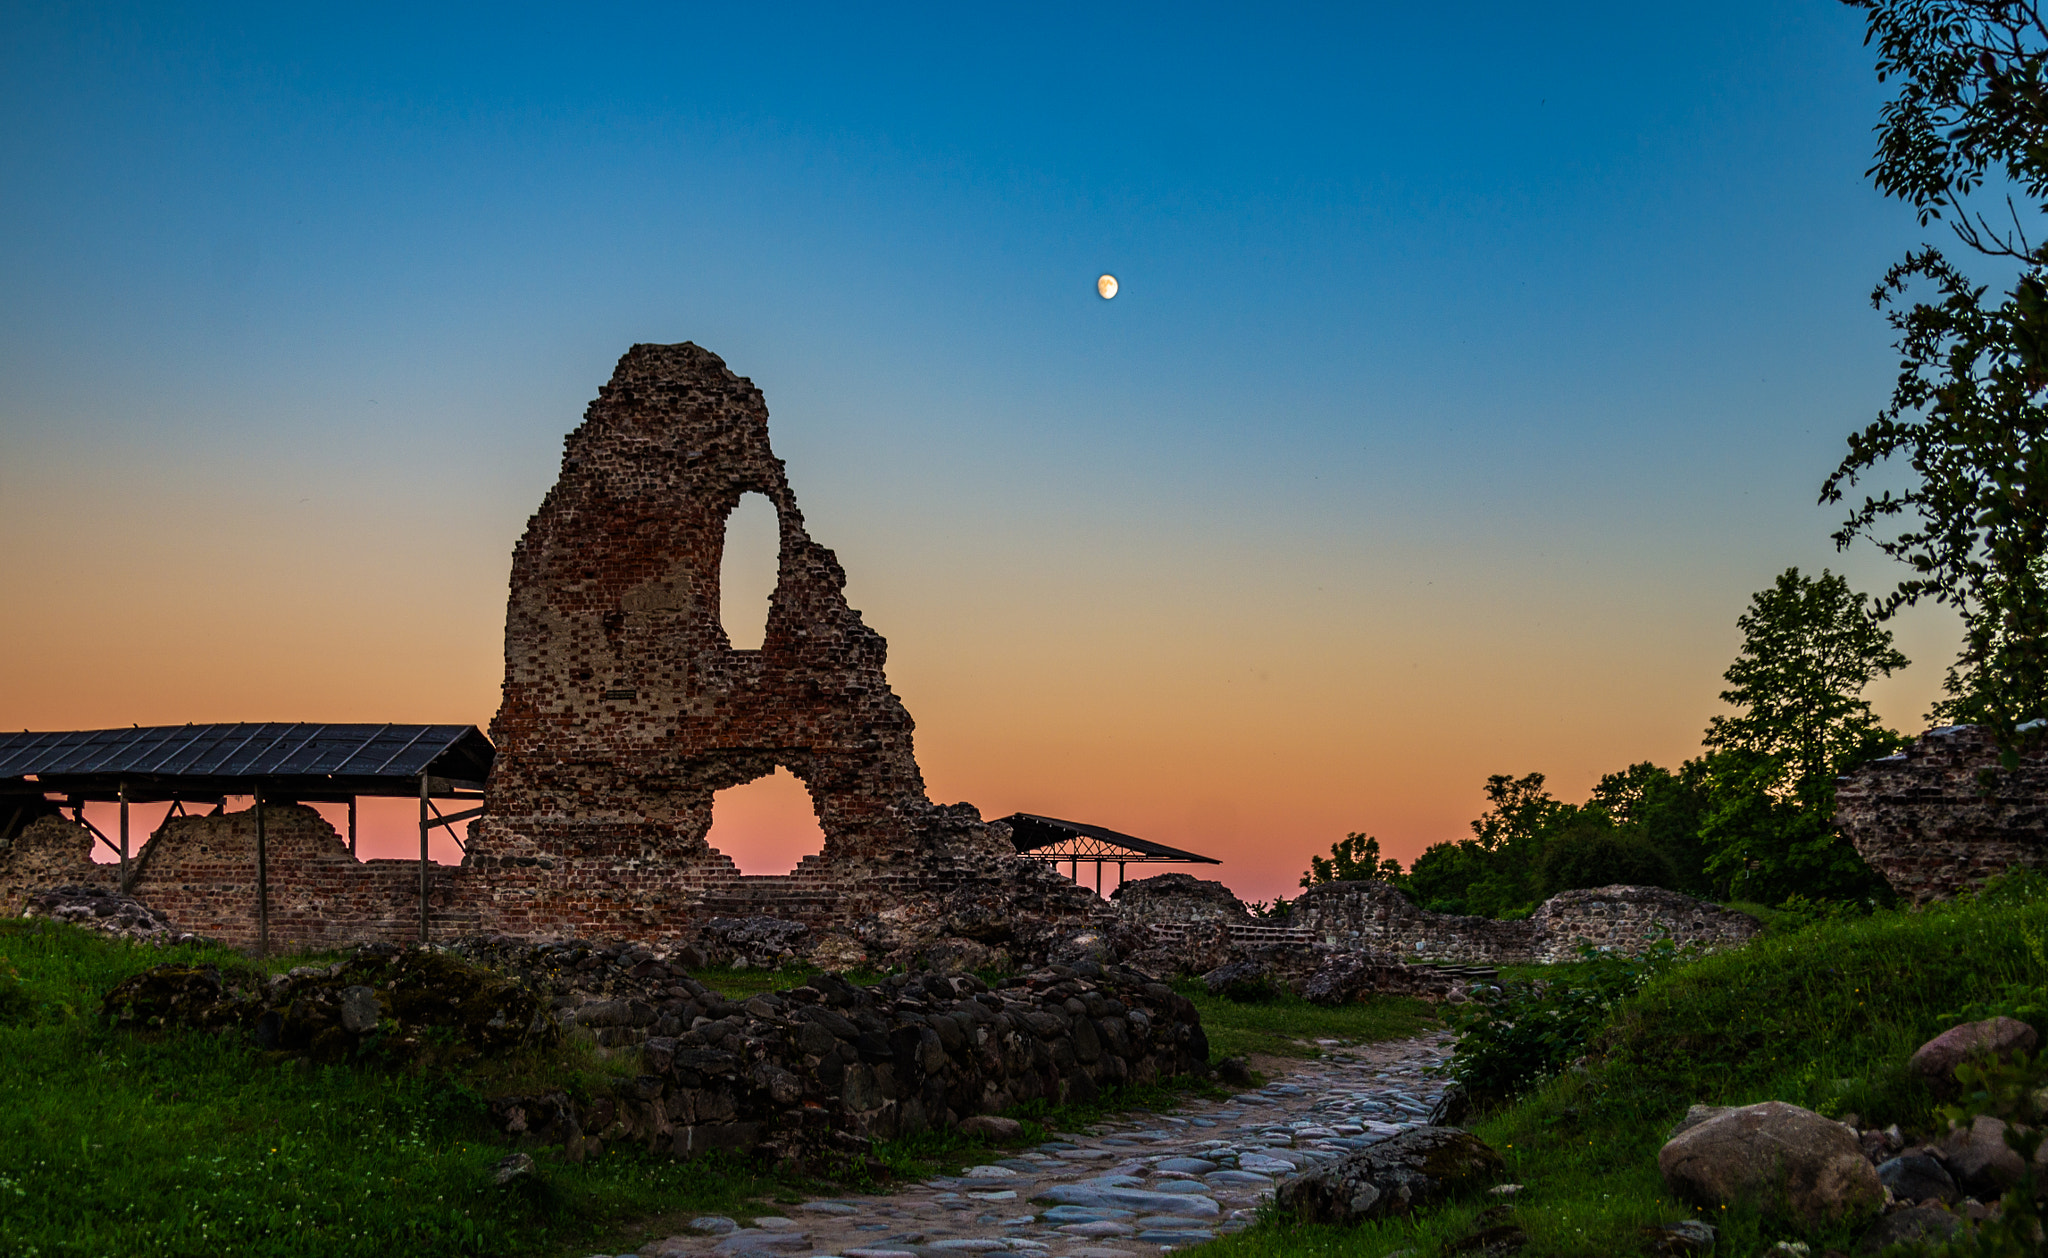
[1276,881,1757,965]
[5,809,1755,974]
[491,955,1208,1164]
[1836,724,2048,905]
[103,934,1209,1167]
[1525,886,1759,962]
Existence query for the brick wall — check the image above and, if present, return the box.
[1836,723,2048,904]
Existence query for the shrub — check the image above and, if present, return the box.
[1443,939,1686,1111]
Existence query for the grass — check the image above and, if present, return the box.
[0,919,812,1258]
[1172,979,1439,1061]
[0,922,1442,1258]
[1200,875,2048,1257]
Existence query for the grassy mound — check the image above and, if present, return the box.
[1204,878,2048,1257]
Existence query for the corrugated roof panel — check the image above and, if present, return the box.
[1001,812,1221,863]
[0,723,492,787]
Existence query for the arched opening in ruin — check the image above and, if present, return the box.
[704,766,827,875]
[719,492,780,650]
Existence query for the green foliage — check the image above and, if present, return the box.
[1408,767,1709,918]
[1535,819,1678,899]
[1684,569,1904,907]
[1828,1,2048,744]
[1299,832,1405,889]
[1693,747,1896,906]
[1405,773,1571,918]
[0,919,810,1258]
[1589,761,1712,893]
[1443,939,1687,1111]
[0,955,29,1027]
[1703,567,1909,808]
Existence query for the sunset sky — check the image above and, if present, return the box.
[0,3,1968,901]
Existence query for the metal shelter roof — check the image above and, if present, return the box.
[0,723,495,802]
[1001,812,1220,864]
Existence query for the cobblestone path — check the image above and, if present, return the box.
[620,1029,1457,1258]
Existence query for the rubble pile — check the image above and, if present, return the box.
[22,885,200,945]
[100,942,556,1064]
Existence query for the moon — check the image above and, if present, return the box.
[1097,274,1118,299]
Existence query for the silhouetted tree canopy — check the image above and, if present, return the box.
[1830,0,2048,739]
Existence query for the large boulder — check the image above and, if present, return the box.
[1201,961,1275,1002]
[1273,1126,1504,1224]
[1855,1205,1964,1255]
[1940,1115,2028,1198]
[1657,1101,1884,1226]
[1910,1017,2039,1096]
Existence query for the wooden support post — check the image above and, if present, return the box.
[348,797,357,859]
[254,784,269,958]
[117,782,129,895]
[418,774,430,945]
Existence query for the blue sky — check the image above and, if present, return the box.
[0,3,1961,896]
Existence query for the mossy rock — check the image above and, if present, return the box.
[102,965,261,1031]
[102,947,556,1063]
[1274,1126,1506,1224]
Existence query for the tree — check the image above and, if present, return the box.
[1703,568,1909,809]
[1537,816,1679,898]
[1829,0,2048,742]
[1588,761,1712,894]
[1405,773,1576,918]
[1300,832,1405,888]
[1694,568,1905,904]
[1692,748,1894,904]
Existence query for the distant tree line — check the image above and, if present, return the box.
[1291,567,1908,918]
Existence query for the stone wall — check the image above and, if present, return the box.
[496,958,1210,1164]
[1836,724,2048,905]
[0,816,113,915]
[1526,885,1761,963]
[1282,881,1757,965]
[0,804,451,951]
[1290,881,1542,964]
[1109,873,1251,925]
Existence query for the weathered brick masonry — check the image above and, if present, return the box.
[460,341,1096,944]
[0,806,450,950]
[1836,723,2048,905]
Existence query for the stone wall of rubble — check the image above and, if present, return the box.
[1836,724,2048,905]
[1289,881,1757,964]
[0,816,113,916]
[1525,885,1760,961]
[466,941,1210,1164]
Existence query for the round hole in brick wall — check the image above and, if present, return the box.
[704,767,826,875]
[719,492,780,651]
